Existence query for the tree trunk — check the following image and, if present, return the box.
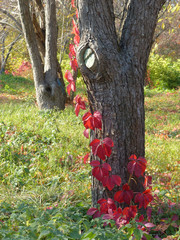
[18,0,65,110]
[77,0,166,206]
[0,29,6,73]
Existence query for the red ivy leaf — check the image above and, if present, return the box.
[103,137,114,148]
[83,129,89,138]
[82,112,94,129]
[64,70,74,83]
[111,175,121,186]
[134,189,153,209]
[66,82,76,96]
[65,70,76,96]
[82,111,102,130]
[74,95,86,116]
[90,137,114,160]
[93,210,101,219]
[74,34,80,45]
[71,0,75,8]
[83,153,90,164]
[102,176,115,191]
[90,162,111,181]
[87,207,98,216]
[103,137,114,157]
[90,139,106,160]
[90,160,100,167]
[123,205,137,222]
[102,163,111,172]
[102,175,121,191]
[114,183,133,205]
[92,166,109,181]
[127,155,147,177]
[70,58,78,71]
[97,198,116,214]
[69,44,76,58]
[76,8,78,19]
[93,111,102,130]
[72,19,79,35]
[129,154,137,161]
[97,198,106,205]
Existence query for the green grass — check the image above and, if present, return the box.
[0,74,179,239]
[145,91,180,189]
[0,73,34,95]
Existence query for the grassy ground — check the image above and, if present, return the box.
[0,73,179,239]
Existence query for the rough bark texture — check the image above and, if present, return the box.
[77,0,166,206]
[17,0,65,110]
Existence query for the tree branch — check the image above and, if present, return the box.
[0,8,22,31]
[0,34,22,73]
[0,20,22,32]
[33,0,45,29]
[120,0,166,64]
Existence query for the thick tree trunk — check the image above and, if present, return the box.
[77,0,166,206]
[18,0,65,110]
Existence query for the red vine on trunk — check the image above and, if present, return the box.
[64,1,154,237]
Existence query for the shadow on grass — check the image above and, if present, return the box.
[0,73,34,95]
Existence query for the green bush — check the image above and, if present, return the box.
[147,54,180,89]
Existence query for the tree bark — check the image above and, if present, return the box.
[17,0,65,110]
[77,0,166,206]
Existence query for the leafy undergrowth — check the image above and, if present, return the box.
[0,75,179,239]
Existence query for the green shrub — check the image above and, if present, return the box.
[147,54,180,89]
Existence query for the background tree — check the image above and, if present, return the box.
[154,1,180,59]
[0,1,22,73]
[77,0,166,205]
[17,0,66,110]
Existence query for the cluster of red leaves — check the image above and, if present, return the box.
[87,197,139,227]
[71,0,75,8]
[9,61,32,77]
[87,154,153,233]
[73,96,153,228]
[72,19,80,46]
[70,82,153,237]
[127,154,147,177]
[135,189,153,209]
[90,160,121,190]
[114,183,134,205]
[69,44,78,72]
[4,70,9,75]
[64,1,80,96]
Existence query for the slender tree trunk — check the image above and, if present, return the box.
[0,33,22,74]
[77,0,166,206]
[18,0,65,110]
[0,29,6,73]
